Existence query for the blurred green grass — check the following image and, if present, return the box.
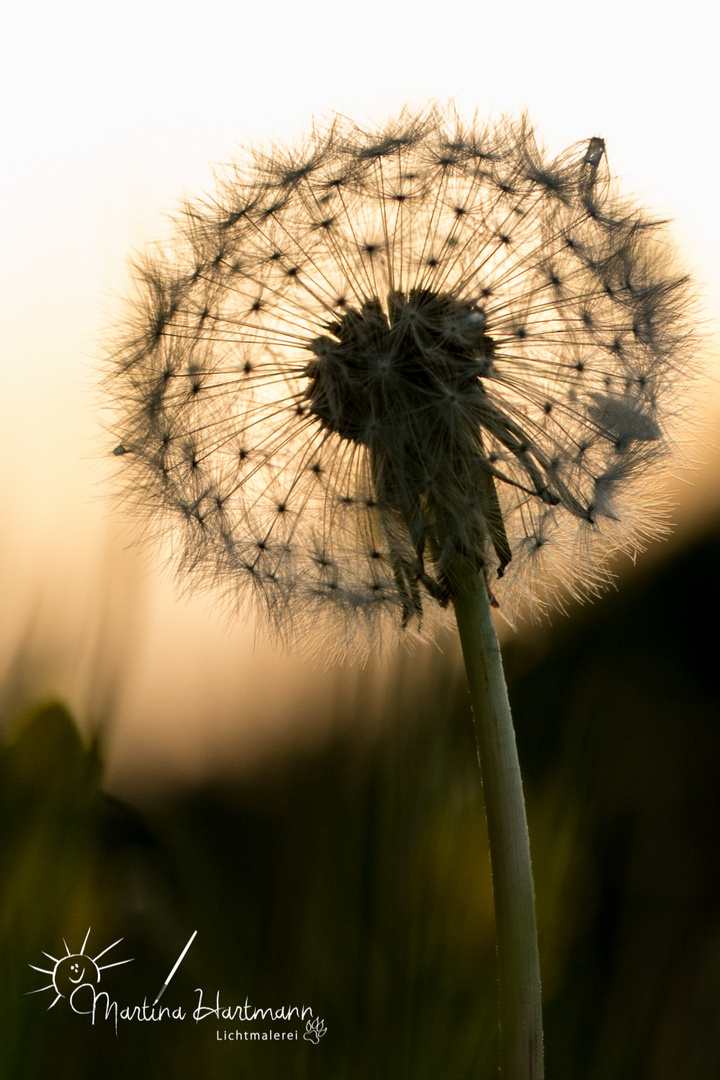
[1,522,719,1079]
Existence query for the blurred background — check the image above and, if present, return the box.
[1,0,719,1076]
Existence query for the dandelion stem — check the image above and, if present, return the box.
[452,565,543,1080]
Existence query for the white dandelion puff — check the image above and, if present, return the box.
[105,108,694,658]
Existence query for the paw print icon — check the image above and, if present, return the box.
[304,1016,327,1044]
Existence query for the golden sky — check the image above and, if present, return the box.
[1,0,718,786]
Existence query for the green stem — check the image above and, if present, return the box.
[452,565,544,1080]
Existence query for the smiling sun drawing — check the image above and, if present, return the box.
[28,928,133,1008]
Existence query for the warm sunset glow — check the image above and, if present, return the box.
[2,0,718,786]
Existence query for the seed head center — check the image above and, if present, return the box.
[303,289,495,448]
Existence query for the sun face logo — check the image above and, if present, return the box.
[27,928,133,1009]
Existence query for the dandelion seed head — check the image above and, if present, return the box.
[105,107,696,658]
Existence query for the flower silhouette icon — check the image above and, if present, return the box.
[304,1016,327,1044]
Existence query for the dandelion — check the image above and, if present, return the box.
[108,109,691,654]
[105,108,695,1079]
